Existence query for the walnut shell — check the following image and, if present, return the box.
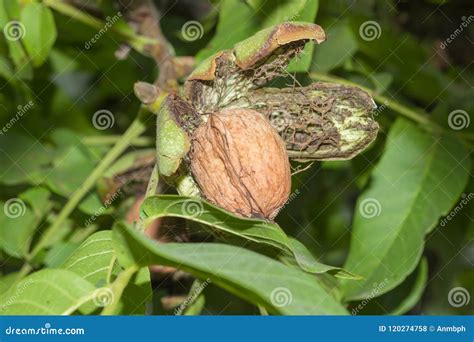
[190,108,291,219]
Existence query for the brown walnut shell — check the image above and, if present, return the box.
[190,108,291,219]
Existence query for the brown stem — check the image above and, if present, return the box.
[121,0,177,89]
[122,0,196,89]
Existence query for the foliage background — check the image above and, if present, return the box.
[0,0,473,315]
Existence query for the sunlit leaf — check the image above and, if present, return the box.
[20,3,57,66]
[0,187,51,257]
[0,269,96,315]
[113,222,348,315]
[141,195,358,279]
[390,257,428,315]
[342,119,470,300]
[61,231,115,287]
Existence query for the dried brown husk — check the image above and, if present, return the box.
[231,82,379,160]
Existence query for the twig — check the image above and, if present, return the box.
[101,265,139,315]
[82,135,153,146]
[121,0,178,89]
[22,108,155,270]
[136,163,159,232]
[43,0,156,54]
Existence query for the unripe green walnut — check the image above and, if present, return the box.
[190,109,291,219]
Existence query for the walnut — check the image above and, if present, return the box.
[190,109,291,219]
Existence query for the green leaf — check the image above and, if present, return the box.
[285,0,319,73]
[0,187,51,258]
[0,272,20,293]
[311,20,357,72]
[98,149,154,197]
[181,279,207,315]
[390,257,428,315]
[196,0,259,61]
[61,231,151,314]
[0,269,96,315]
[141,195,359,279]
[0,0,20,19]
[0,0,32,77]
[0,132,52,185]
[184,295,205,315]
[45,136,107,215]
[0,55,14,80]
[44,241,79,268]
[246,0,319,72]
[20,3,57,66]
[113,222,348,315]
[118,267,152,315]
[285,238,362,280]
[141,195,290,250]
[61,231,115,287]
[342,118,470,300]
[197,0,319,72]
[350,18,442,103]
